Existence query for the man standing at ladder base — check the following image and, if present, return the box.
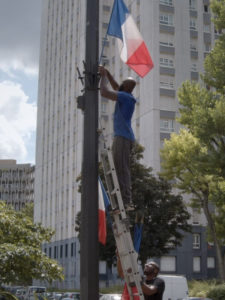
[141,262,165,300]
[99,66,136,211]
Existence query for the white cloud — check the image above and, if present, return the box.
[0,0,41,77]
[0,60,38,77]
[0,81,37,162]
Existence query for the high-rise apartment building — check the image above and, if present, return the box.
[0,159,34,210]
[35,0,219,289]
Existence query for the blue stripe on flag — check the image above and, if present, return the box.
[99,177,110,210]
[107,0,129,40]
[134,223,143,253]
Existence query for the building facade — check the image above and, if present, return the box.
[35,0,219,289]
[0,159,34,210]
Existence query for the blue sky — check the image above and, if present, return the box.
[0,0,42,164]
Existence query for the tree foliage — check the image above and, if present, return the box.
[0,201,64,285]
[76,143,191,267]
[129,144,191,265]
[160,0,225,281]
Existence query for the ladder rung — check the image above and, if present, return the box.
[110,188,119,195]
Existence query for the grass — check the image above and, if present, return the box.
[188,279,221,297]
[100,285,123,294]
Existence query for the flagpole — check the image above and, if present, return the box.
[99,31,108,65]
[80,0,99,299]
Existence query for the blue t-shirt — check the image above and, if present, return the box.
[113,91,136,141]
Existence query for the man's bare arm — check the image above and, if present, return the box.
[141,283,158,296]
[106,69,119,91]
[99,69,118,101]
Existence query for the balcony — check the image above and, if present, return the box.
[159,4,174,13]
[160,45,175,55]
[160,66,175,76]
[160,88,176,97]
[160,24,175,34]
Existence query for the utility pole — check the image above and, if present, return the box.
[80,0,99,299]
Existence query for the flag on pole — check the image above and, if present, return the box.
[107,0,154,77]
[98,178,110,245]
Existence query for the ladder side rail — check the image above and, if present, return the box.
[112,215,145,300]
[99,132,145,300]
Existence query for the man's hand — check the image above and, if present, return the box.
[99,65,107,76]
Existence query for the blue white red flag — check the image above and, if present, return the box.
[107,0,154,77]
[98,178,110,245]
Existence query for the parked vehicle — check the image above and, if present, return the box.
[99,294,121,300]
[158,274,189,300]
[15,288,27,300]
[188,297,212,300]
[24,286,46,300]
[60,293,80,300]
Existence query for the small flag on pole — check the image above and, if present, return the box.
[107,0,154,77]
[98,178,110,245]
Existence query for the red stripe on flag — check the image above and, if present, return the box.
[126,41,154,77]
[98,209,106,245]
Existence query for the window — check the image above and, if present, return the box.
[189,0,197,10]
[101,102,107,113]
[160,256,176,272]
[49,247,52,258]
[190,43,197,51]
[159,14,173,26]
[204,24,211,32]
[160,76,174,89]
[193,233,201,249]
[160,0,173,6]
[160,119,174,133]
[192,207,200,225]
[160,41,174,47]
[102,22,108,29]
[190,18,197,30]
[160,57,174,67]
[214,28,222,34]
[204,5,209,13]
[71,243,74,257]
[60,245,63,258]
[191,63,197,71]
[103,5,110,12]
[193,256,201,272]
[54,246,58,259]
[99,261,107,274]
[205,43,211,52]
[65,244,68,257]
[207,257,215,269]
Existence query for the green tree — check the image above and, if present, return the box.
[76,143,191,267]
[0,201,64,286]
[130,143,191,265]
[161,130,225,280]
[160,0,225,281]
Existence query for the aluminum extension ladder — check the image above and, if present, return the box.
[99,128,144,300]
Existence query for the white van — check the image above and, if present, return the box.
[158,275,189,300]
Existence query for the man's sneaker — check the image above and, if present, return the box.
[124,202,135,211]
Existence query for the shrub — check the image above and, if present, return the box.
[207,284,225,300]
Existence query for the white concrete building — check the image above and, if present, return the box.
[35,0,220,288]
[0,159,34,210]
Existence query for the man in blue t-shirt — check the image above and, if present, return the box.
[99,66,136,211]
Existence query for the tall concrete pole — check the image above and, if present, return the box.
[80,0,99,299]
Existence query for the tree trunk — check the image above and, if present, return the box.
[202,194,225,281]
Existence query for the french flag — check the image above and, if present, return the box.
[98,178,110,245]
[107,0,154,78]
